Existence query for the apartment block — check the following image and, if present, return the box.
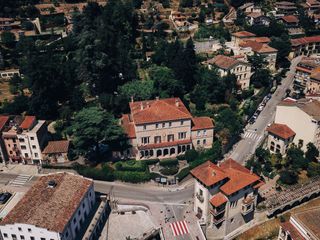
[2,116,48,164]
[0,172,95,240]
[120,97,214,160]
[203,55,252,90]
[275,98,320,151]
[191,159,263,238]
[290,36,320,58]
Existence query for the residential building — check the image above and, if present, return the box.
[120,97,214,160]
[266,123,296,155]
[203,55,252,90]
[0,69,20,79]
[42,140,70,164]
[2,116,48,164]
[308,71,320,94]
[275,1,297,14]
[231,31,256,46]
[274,98,320,151]
[239,2,262,14]
[191,159,264,238]
[280,15,300,28]
[0,116,9,163]
[0,172,95,240]
[290,36,320,58]
[301,0,320,13]
[278,207,320,240]
[239,40,278,71]
[246,12,271,26]
[293,57,320,92]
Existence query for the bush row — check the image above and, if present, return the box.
[159,158,178,167]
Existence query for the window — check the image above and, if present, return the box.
[28,229,32,232]
[30,137,34,140]
[65,231,69,237]
[32,145,36,149]
[169,122,172,127]
[197,130,201,137]
[73,218,76,224]
[167,134,174,142]
[199,189,203,196]
[203,139,207,145]
[230,200,237,208]
[3,233,8,238]
[143,125,147,130]
[162,123,165,128]
[24,153,29,158]
[155,123,159,128]
[154,136,161,144]
[197,140,200,145]
[34,153,38,158]
[78,210,81,216]
[180,120,184,125]
[203,130,207,136]
[13,139,16,143]
[40,238,45,240]
[18,227,22,231]
[82,202,85,208]
[20,236,25,240]
[11,235,17,240]
[19,138,25,143]
[9,151,12,154]
[141,137,150,144]
[178,132,187,139]
[21,145,26,150]
[30,237,35,240]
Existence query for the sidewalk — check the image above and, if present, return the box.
[0,164,38,175]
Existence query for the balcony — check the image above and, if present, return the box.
[241,196,255,215]
[196,193,204,203]
[212,215,225,225]
[210,207,225,216]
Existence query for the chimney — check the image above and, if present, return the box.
[250,167,254,174]
[156,96,159,101]
[130,96,134,103]
[217,161,220,167]
[212,170,216,176]
[175,99,179,107]
[140,102,144,110]
[146,102,150,108]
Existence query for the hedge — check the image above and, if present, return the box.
[159,166,179,176]
[114,160,146,172]
[159,158,178,167]
[114,171,151,183]
[176,167,191,181]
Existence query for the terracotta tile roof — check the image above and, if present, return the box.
[267,123,296,139]
[191,159,262,195]
[279,97,297,105]
[251,37,271,43]
[253,180,265,189]
[297,99,320,120]
[281,15,299,23]
[293,208,320,239]
[121,114,136,139]
[0,173,93,233]
[19,116,36,130]
[138,139,192,150]
[232,31,256,38]
[205,55,247,70]
[210,192,227,207]
[219,159,261,195]
[190,161,228,187]
[191,117,214,131]
[43,140,70,154]
[281,222,305,240]
[0,116,9,131]
[291,36,320,47]
[129,98,192,125]
[296,66,313,74]
[311,71,320,81]
[247,12,263,18]
[240,40,278,53]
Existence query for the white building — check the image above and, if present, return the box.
[190,159,263,238]
[0,172,95,240]
[275,98,320,151]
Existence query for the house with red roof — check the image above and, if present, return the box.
[120,97,214,160]
[290,35,320,58]
[266,123,296,155]
[190,159,263,238]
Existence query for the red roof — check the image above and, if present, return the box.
[210,192,227,207]
[138,139,192,150]
[232,31,256,38]
[267,123,296,139]
[20,116,36,130]
[192,117,214,131]
[281,15,299,23]
[205,55,247,70]
[43,140,70,154]
[129,98,192,125]
[0,116,9,131]
[121,114,136,139]
[291,36,320,47]
[191,159,262,195]
[281,222,304,240]
[240,40,278,53]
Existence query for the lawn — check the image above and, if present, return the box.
[236,197,320,240]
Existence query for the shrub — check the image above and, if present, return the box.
[114,160,146,172]
[184,149,199,162]
[159,158,178,167]
[114,171,151,183]
[141,158,159,165]
[160,166,179,176]
[76,165,115,181]
[176,167,190,181]
[279,170,298,185]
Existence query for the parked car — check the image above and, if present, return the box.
[0,192,12,204]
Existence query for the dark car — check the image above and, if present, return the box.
[0,192,12,204]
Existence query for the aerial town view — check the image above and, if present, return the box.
[0,0,320,239]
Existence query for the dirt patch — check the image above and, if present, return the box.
[0,78,14,102]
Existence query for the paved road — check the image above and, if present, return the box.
[229,56,302,164]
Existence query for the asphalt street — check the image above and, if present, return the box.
[230,56,302,163]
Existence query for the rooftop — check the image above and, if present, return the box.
[291,35,320,47]
[267,123,296,139]
[240,40,278,53]
[210,192,227,207]
[129,98,192,125]
[281,15,299,23]
[205,55,247,70]
[121,114,136,139]
[19,116,36,130]
[279,98,320,120]
[0,173,93,233]
[43,140,70,154]
[191,159,262,195]
[191,117,214,131]
[232,31,256,38]
[0,116,9,131]
[281,222,304,240]
[292,207,320,239]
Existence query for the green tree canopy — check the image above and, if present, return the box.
[305,142,319,162]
